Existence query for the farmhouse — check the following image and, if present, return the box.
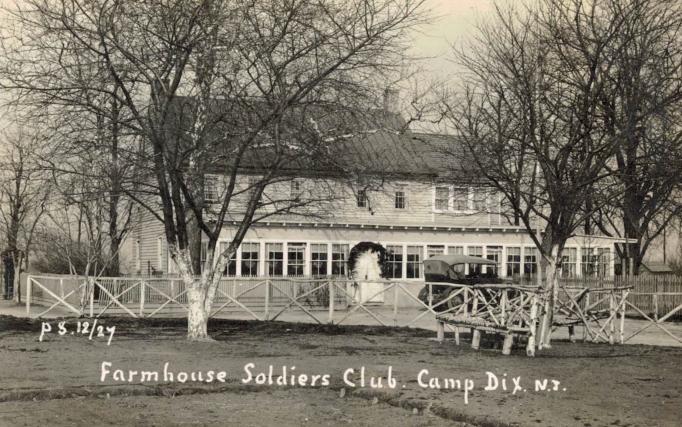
[128,93,625,282]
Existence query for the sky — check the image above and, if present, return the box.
[410,0,497,81]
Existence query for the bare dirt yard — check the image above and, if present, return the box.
[0,315,680,427]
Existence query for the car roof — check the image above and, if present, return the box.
[425,254,497,265]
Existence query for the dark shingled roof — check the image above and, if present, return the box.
[641,262,674,274]
[165,96,463,180]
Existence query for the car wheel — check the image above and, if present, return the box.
[445,289,465,311]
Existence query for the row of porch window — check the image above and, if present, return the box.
[183,242,612,279]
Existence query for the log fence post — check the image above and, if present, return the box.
[583,292,591,342]
[264,279,270,321]
[89,278,94,318]
[471,329,481,350]
[608,291,615,345]
[393,282,399,327]
[328,280,335,324]
[502,334,513,355]
[620,290,626,344]
[138,281,145,317]
[526,293,538,357]
[26,275,32,316]
[501,289,507,326]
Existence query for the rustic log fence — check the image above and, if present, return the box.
[435,284,544,355]
[553,276,682,320]
[555,285,631,344]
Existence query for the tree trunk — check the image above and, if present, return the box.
[108,90,122,277]
[538,260,559,349]
[538,243,561,350]
[177,242,234,341]
[188,217,202,274]
[174,246,218,341]
[12,251,23,304]
[109,241,121,276]
[187,286,210,340]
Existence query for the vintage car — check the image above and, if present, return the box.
[417,254,507,311]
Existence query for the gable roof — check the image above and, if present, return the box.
[164,96,464,181]
[641,262,674,273]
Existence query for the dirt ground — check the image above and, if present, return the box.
[0,315,680,427]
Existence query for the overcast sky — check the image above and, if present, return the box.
[411,0,496,80]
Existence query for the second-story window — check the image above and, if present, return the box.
[246,176,260,201]
[356,190,367,208]
[394,190,406,209]
[204,175,220,203]
[453,187,469,211]
[135,239,141,272]
[290,180,302,199]
[157,237,164,272]
[434,186,449,211]
[473,188,488,212]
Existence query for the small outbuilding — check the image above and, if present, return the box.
[640,262,674,276]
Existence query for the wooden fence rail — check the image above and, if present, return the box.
[23,274,682,346]
[512,276,682,321]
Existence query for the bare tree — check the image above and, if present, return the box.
[0,127,50,302]
[443,0,633,350]
[587,0,682,273]
[41,97,141,276]
[1,0,428,339]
